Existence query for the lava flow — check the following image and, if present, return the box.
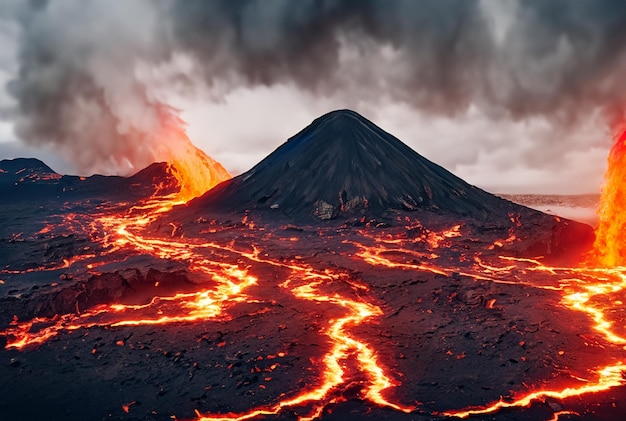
[3,210,415,419]
[354,225,626,419]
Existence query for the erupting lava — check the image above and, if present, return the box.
[592,126,626,267]
[157,107,230,202]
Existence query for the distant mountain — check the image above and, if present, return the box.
[0,158,60,184]
[0,158,175,202]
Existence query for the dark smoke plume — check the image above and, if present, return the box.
[3,0,626,174]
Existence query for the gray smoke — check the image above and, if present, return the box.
[2,0,626,174]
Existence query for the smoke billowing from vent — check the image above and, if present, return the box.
[3,0,626,174]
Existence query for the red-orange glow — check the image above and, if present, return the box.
[352,235,626,418]
[4,272,256,350]
[167,144,230,202]
[592,126,626,267]
[192,272,413,421]
[426,224,461,249]
[562,271,626,345]
[122,401,136,413]
[548,411,579,421]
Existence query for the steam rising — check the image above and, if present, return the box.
[2,0,626,175]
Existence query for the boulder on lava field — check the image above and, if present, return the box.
[174,109,594,261]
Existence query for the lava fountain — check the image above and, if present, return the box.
[592,126,626,267]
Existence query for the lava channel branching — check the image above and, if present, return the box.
[4,189,626,420]
[354,228,626,418]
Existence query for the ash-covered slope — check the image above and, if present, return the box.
[188,110,520,221]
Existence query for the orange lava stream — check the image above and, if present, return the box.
[562,272,626,346]
[5,219,415,419]
[548,411,580,421]
[442,363,626,418]
[4,285,252,349]
[3,201,260,350]
[192,254,414,420]
[351,237,557,289]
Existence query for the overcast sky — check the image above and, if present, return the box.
[1,0,625,194]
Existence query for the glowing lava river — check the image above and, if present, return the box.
[2,150,626,420]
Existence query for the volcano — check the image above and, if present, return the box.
[187,110,542,221]
[179,109,592,260]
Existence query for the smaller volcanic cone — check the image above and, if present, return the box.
[0,158,61,184]
[592,128,626,266]
[156,110,231,202]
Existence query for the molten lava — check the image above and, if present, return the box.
[167,143,230,202]
[592,127,626,267]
